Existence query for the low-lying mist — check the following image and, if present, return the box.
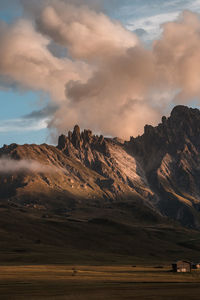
[0,158,58,173]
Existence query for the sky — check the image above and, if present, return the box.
[1,0,200,146]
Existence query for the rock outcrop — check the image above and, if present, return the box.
[57,125,153,204]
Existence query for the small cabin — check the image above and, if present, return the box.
[172,260,191,273]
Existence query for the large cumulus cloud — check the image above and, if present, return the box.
[0,1,200,139]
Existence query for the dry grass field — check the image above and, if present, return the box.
[0,265,200,300]
[1,207,200,299]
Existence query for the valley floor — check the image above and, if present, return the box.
[0,265,200,299]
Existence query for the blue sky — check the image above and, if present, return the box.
[1,0,200,146]
[112,0,200,41]
[0,90,49,145]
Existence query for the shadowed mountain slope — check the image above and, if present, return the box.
[128,105,200,228]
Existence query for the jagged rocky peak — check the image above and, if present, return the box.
[57,125,106,152]
[133,106,200,139]
[128,105,200,160]
[170,105,200,118]
[71,124,81,148]
[169,105,200,135]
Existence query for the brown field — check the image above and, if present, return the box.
[0,265,200,300]
[1,207,200,299]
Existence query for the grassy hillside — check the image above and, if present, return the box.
[1,202,200,266]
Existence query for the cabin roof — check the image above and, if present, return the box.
[172,260,191,264]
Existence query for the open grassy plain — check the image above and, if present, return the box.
[0,265,200,299]
[1,206,200,299]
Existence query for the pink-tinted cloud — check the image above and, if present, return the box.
[0,2,200,139]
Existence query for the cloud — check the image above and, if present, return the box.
[36,2,137,59]
[1,2,200,140]
[24,105,58,120]
[0,118,48,133]
[0,18,91,101]
[49,9,200,138]
[127,11,180,41]
[153,10,200,102]
[123,0,200,42]
[0,105,57,133]
[0,157,57,173]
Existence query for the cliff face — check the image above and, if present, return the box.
[1,105,200,228]
[128,105,200,227]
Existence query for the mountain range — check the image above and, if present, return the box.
[1,105,200,264]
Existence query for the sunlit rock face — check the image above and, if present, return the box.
[1,105,200,228]
[57,125,153,204]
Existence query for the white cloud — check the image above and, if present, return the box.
[124,0,200,42]
[127,11,180,41]
[0,117,48,133]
